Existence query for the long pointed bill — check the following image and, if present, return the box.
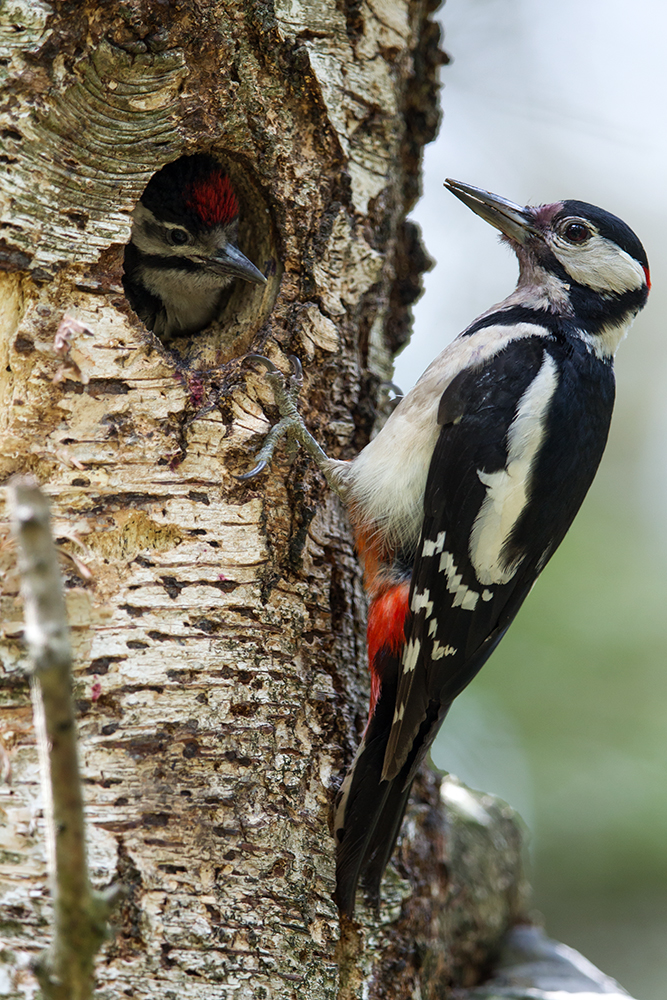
[209,242,267,285]
[444,179,539,244]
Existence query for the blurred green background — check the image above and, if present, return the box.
[395,0,667,996]
[432,486,667,999]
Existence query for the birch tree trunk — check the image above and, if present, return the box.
[0,2,527,997]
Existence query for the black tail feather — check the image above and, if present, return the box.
[360,701,449,904]
[358,775,413,907]
[335,725,394,915]
[335,647,399,916]
[335,646,449,915]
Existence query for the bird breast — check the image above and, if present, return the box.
[347,321,546,553]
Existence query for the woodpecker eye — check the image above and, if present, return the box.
[562,221,591,244]
[169,228,190,246]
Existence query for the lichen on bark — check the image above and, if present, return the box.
[0,1,528,997]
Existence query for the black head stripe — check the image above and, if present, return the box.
[138,253,200,272]
[462,283,647,343]
[462,306,572,340]
[567,282,649,331]
[556,201,648,270]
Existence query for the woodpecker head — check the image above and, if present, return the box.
[124,154,266,339]
[445,179,649,354]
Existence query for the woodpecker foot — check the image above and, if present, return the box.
[239,355,346,495]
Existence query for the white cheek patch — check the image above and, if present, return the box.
[469,352,559,586]
[552,234,645,294]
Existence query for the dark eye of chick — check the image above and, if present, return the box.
[563,221,591,244]
[169,229,190,246]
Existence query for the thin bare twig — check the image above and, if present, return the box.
[8,478,116,1000]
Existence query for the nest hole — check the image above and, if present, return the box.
[122,150,281,364]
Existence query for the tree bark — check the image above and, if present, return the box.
[7,480,115,1000]
[0,1,527,996]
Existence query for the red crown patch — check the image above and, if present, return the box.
[187,170,239,227]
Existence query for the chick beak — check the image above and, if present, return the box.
[210,242,267,285]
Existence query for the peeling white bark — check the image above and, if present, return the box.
[0,2,529,997]
[8,481,115,1000]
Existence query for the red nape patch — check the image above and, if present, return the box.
[187,170,239,227]
[367,583,410,710]
[644,265,651,291]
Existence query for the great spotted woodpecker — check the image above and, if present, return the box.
[123,154,266,340]
[242,181,650,916]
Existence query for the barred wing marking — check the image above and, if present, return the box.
[382,340,555,780]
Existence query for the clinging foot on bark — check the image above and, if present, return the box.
[238,354,350,498]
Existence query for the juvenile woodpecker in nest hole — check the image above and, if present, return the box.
[123,154,266,340]
[242,181,650,916]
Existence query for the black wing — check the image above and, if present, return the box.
[382,334,615,781]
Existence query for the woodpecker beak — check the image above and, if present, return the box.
[209,243,267,285]
[445,179,539,245]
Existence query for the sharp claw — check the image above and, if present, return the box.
[289,355,303,380]
[246,354,279,373]
[383,380,404,400]
[238,353,312,485]
[235,459,268,480]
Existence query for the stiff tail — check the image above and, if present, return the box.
[333,559,434,914]
[334,577,442,916]
[333,659,445,915]
[333,643,402,915]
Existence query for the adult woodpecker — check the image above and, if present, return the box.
[123,154,266,340]
[241,181,650,916]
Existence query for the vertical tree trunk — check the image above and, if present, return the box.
[0,2,527,996]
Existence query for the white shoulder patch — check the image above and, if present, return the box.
[469,351,559,586]
[346,322,540,552]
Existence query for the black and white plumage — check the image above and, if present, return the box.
[123,154,266,340]
[243,180,650,916]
